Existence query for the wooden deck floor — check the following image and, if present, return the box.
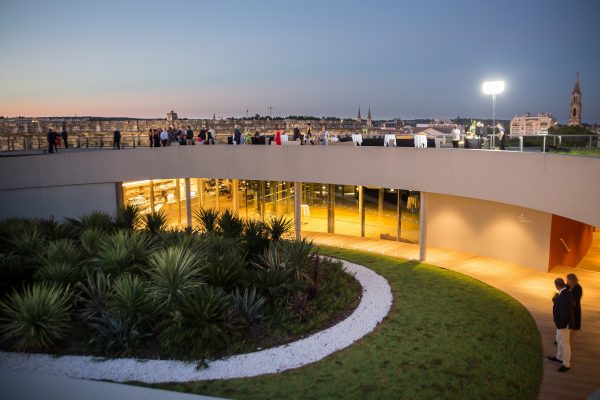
[304,232,600,400]
[576,231,600,273]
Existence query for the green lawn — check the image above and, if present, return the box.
[154,247,542,399]
[556,148,600,157]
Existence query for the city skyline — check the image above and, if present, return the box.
[1,0,599,122]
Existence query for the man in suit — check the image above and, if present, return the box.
[548,277,574,372]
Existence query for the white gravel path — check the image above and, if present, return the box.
[0,260,392,383]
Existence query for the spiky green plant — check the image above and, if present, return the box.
[265,215,294,241]
[160,285,232,358]
[40,239,82,266]
[242,219,269,258]
[66,211,115,234]
[218,209,244,238]
[110,274,154,325]
[115,204,142,231]
[279,238,315,285]
[146,245,205,309]
[9,227,45,265]
[94,230,154,275]
[232,286,267,326]
[251,243,292,297]
[87,311,151,355]
[76,270,112,321]
[37,261,79,284]
[0,283,72,351]
[144,210,168,236]
[80,227,106,256]
[194,208,220,233]
[204,247,247,288]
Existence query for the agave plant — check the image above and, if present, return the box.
[87,310,151,355]
[265,215,294,241]
[160,285,231,357]
[143,210,168,236]
[194,208,220,233]
[0,282,72,351]
[115,204,142,231]
[218,209,244,238]
[146,245,205,309]
[232,286,267,326]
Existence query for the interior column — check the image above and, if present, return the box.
[185,178,192,228]
[419,191,427,261]
[232,179,239,213]
[294,181,301,240]
[358,185,365,237]
[327,184,335,234]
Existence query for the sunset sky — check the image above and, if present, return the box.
[1,0,599,122]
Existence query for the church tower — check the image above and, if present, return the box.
[568,72,582,126]
[367,106,372,128]
[356,107,362,122]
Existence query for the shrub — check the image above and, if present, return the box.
[242,219,270,258]
[194,208,220,233]
[94,230,155,275]
[147,246,205,309]
[144,210,168,236]
[251,244,292,297]
[87,311,151,355]
[232,287,267,326]
[289,291,311,323]
[80,227,106,256]
[218,210,244,238]
[0,283,72,351]
[279,238,315,285]
[110,274,154,326]
[9,227,45,266]
[40,239,82,266]
[115,204,142,231]
[160,286,232,358]
[66,211,115,234]
[0,253,25,295]
[204,247,247,288]
[76,270,112,321]
[265,215,294,241]
[37,261,80,284]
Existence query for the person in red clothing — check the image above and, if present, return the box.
[274,124,282,145]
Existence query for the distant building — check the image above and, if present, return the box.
[568,72,582,126]
[167,110,178,123]
[509,113,556,136]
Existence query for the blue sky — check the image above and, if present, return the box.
[1,0,599,122]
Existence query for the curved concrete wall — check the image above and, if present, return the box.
[1,146,599,226]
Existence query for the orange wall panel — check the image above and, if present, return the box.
[548,215,594,269]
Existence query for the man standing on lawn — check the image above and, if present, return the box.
[548,277,574,372]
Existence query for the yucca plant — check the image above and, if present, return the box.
[76,269,113,321]
[0,282,72,351]
[66,211,115,234]
[158,229,206,253]
[80,227,106,256]
[110,274,154,326]
[242,219,270,258]
[204,247,247,288]
[144,210,168,236]
[9,227,45,265]
[218,209,244,238]
[115,204,142,231]
[265,215,294,241]
[232,286,267,326]
[94,230,154,275]
[160,285,231,358]
[37,261,80,284]
[194,208,220,233]
[40,239,82,266]
[36,217,78,241]
[146,245,205,309]
[251,243,292,297]
[279,238,315,285]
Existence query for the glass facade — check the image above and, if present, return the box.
[121,178,420,243]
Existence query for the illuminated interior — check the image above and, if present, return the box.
[121,179,420,243]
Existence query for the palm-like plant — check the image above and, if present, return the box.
[265,215,294,241]
[94,230,155,275]
[194,208,220,233]
[0,283,72,351]
[218,209,244,238]
[279,238,315,285]
[110,274,154,325]
[251,243,292,296]
[146,245,205,309]
[9,227,45,265]
[66,211,115,234]
[76,269,112,321]
[204,247,247,288]
[160,285,231,357]
[80,227,106,256]
[115,205,142,231]
[242,219,269,258]
[144,210,168,236]
[40,239,82,266]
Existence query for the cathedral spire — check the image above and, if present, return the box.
[568,72,582,126]
[356,107,361,121]
[367,106,372,128]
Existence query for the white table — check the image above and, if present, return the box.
[301,204,310,217]
[384,134,396,147]
[351,133,363,145]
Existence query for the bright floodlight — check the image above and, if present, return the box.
[482,81,505,95]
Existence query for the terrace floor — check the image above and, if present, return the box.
[304,232,600,400]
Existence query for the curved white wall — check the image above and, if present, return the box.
[1,146,599,226]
